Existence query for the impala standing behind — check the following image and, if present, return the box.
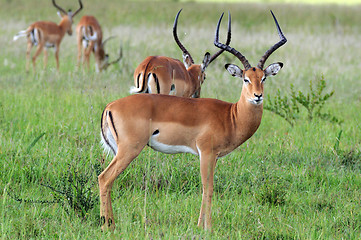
[130,9,231,98]
[13,0,83,72]
[98,10,287,231]
[76,16,122,72]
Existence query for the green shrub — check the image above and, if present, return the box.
[8,161,100,220]
[265,75,342,126]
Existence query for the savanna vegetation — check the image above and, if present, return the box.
[1,0,361,239]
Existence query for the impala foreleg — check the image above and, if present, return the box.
[197,151,217,230]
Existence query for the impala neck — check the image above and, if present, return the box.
[187,65,202,88]
[59,16,72,35]
[232,91,263,139]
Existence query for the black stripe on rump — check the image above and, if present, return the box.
[153,73,160,94]
[101,110,116,155]
[140,61,152,93]
[136,73,141,88]
[108,111,118,139]
[30,29,39,45]
[89,26,94,36]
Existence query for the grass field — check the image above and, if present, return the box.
[1,0,361,239]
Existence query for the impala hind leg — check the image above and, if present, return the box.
[43,48,48,70]
[31,43,44,72]
[98,147,143,231]
[54,46,60,71]
[77,35,83,68]
[84,41,94,69]
[26,41,33,72]
[197,151,217,230]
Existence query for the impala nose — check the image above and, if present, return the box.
[254,93,263,104]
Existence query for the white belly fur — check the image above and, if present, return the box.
[149,134,198,155]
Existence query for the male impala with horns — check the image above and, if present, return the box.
[13,0,83,72]
[76,16,122,72]
[98,10,287,231]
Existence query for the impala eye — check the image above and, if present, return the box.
[244,79,250,83]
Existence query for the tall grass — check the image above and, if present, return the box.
[1,1,361,239]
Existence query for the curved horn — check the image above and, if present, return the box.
[102,36,116,47]
[71,0,83,18]
[173,9,194,64]
[108,44,123,65]
[257,10,287,69]
[52,0,66,15]
[208,11,232,65]
[214,12,251,70]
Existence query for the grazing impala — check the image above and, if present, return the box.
[76,16,122,72]
[13,0,83,72]
[99,10,286,231]
[130,9,231,98]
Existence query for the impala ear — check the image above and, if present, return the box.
[57,11,63,18]
[182,53,192,69]
[264,62,283,77]
[201,52,211,71]
[225,64,243,78]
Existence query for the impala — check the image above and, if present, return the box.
[130,9,231,98]
[76,16,122,72]
[99,10,287,231]
[13,0,83,72]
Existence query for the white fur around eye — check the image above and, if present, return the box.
[244,77,251,84]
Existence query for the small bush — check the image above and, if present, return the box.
[255,176,288,206]
[9,161,100,220]
[41,162,100,219]
[265,75,342,126]
[253,163,288,206]
[338,149,361,168]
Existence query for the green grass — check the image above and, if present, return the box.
[184,0,361,5]
[1,0,361,239]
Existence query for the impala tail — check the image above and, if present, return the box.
[129,73,147,94]
[130,60,160,94]
[14,27,41,45]
[100,109,118,156]
[13,30,28,41]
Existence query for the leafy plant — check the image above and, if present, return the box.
[336,148,361,169]
[8,161,100,220]
[265,75,342,126]
[254,173,288,206]
[252,162,288,206]
[265,89,299,127]
[41,162,100,219]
